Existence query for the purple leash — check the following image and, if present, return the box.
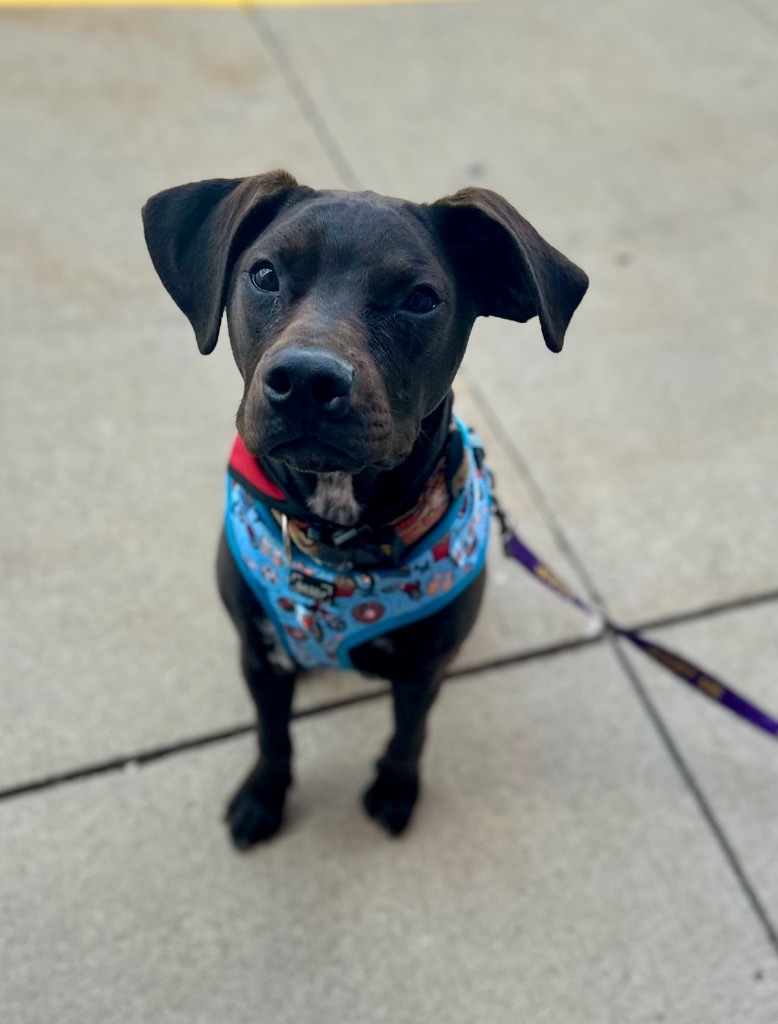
[494,500,778,740]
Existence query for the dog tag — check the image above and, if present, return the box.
[289,570,335,603]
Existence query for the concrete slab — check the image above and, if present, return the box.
[262,0,778,623]
[2,648,777,1023]
[621,600,778,927]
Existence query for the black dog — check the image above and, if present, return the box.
[142,171,587,847]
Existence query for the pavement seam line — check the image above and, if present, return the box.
[631,587,778,633]
[461,369,778,961]
[611,637,778,959]
[0,637,601,803]
[460,368,607,608]
[242,5,361,189]
[738,0,778,32]
[6,581,778,802]
[0,724,256,802]
[3,576,777,801]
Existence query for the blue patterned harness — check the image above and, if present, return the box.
[225,419,491,670]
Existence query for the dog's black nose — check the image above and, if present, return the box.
[263,348,355,417]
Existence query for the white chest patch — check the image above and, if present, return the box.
[307,472,361,527]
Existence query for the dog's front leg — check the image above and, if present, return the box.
[363,675,444,837]
[218,533,297,848]
[226,648,296,849]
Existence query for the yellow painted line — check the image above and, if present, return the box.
[0,0,467,7]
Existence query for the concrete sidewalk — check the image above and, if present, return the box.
[2,3,777,1022]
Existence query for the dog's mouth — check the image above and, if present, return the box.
[239,399,412,474]
[264,436,367,474]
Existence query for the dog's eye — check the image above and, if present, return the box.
[250,262,279,293]
[401,286,440,315]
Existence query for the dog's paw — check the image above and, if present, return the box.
[225,764,291,850]
[363,768,420,837]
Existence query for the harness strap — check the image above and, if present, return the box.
[228,435,287,502]
[227,418,470,570]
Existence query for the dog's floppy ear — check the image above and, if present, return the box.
[142,170,312,354]
[431,187,588,352]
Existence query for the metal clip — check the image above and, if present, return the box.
[281,513,292,566]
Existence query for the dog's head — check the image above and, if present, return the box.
[142,171,588,474]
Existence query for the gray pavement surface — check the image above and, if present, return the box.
[2,3,777,1022]
[4,651,778,1024]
